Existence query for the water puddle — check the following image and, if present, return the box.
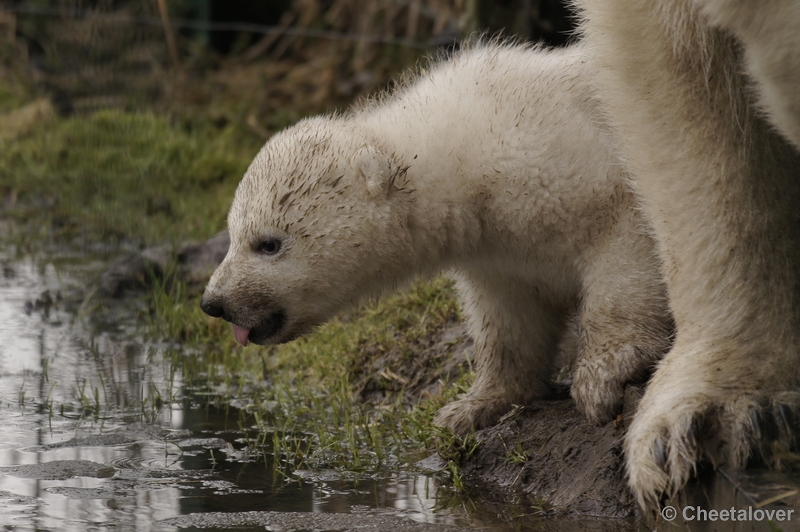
[0,248,514,532]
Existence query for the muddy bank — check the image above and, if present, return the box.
[352,320,474,405]
[158,509,472,531]
[457,389,640,518]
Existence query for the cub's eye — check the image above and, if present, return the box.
[258,239,282,255]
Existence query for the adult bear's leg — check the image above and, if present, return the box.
[694,0,800,149]
[578,0,800,510]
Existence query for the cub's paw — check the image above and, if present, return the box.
[434,394,511,435]
[626,390,800,511]
[572,343,652,425]
[571,363,626,426]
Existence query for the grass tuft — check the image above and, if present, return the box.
[149,273,473,476]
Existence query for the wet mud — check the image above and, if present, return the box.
[99,231,230,297]
[158,508,473,531]
[460,394,636,517]
[1,460,116,480]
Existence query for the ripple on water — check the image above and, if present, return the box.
[110,456,182,472]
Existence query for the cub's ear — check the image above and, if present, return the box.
[353,145,393,197]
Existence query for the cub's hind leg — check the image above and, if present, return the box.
[571,224,673,425]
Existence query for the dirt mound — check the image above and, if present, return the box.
[459,387,644,519]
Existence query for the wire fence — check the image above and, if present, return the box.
[0,0,574,137]
[0,0,462,121]
[0,2,434,49]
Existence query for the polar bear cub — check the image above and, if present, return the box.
[201,43,673,431]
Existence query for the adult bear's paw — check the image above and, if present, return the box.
[626,382,800,511]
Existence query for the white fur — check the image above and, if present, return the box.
[202,43,673,435]
[575,0,800,512]
[695,0,800,149]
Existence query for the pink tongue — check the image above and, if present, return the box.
[231,324,251,346]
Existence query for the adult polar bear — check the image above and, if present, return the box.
[201,45,673,436]
[576,0,800,510]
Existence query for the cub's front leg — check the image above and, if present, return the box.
[434,272,566,434]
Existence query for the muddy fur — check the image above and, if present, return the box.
[575,0,800,512]
[202,43,673,433]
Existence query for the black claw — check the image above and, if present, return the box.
[654,437,666,470]
[750,408,762,439]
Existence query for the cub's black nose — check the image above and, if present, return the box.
[201,300,224,318]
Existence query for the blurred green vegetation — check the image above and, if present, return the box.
[0,109,260,246]
[0,84,27,113]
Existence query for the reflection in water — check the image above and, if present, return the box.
[0,252,475,531]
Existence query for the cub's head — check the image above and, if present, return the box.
[201,117,413,346]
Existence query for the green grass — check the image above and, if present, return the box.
[150,268,463,386]
[0,84,28,114]
[0,109,261,246]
